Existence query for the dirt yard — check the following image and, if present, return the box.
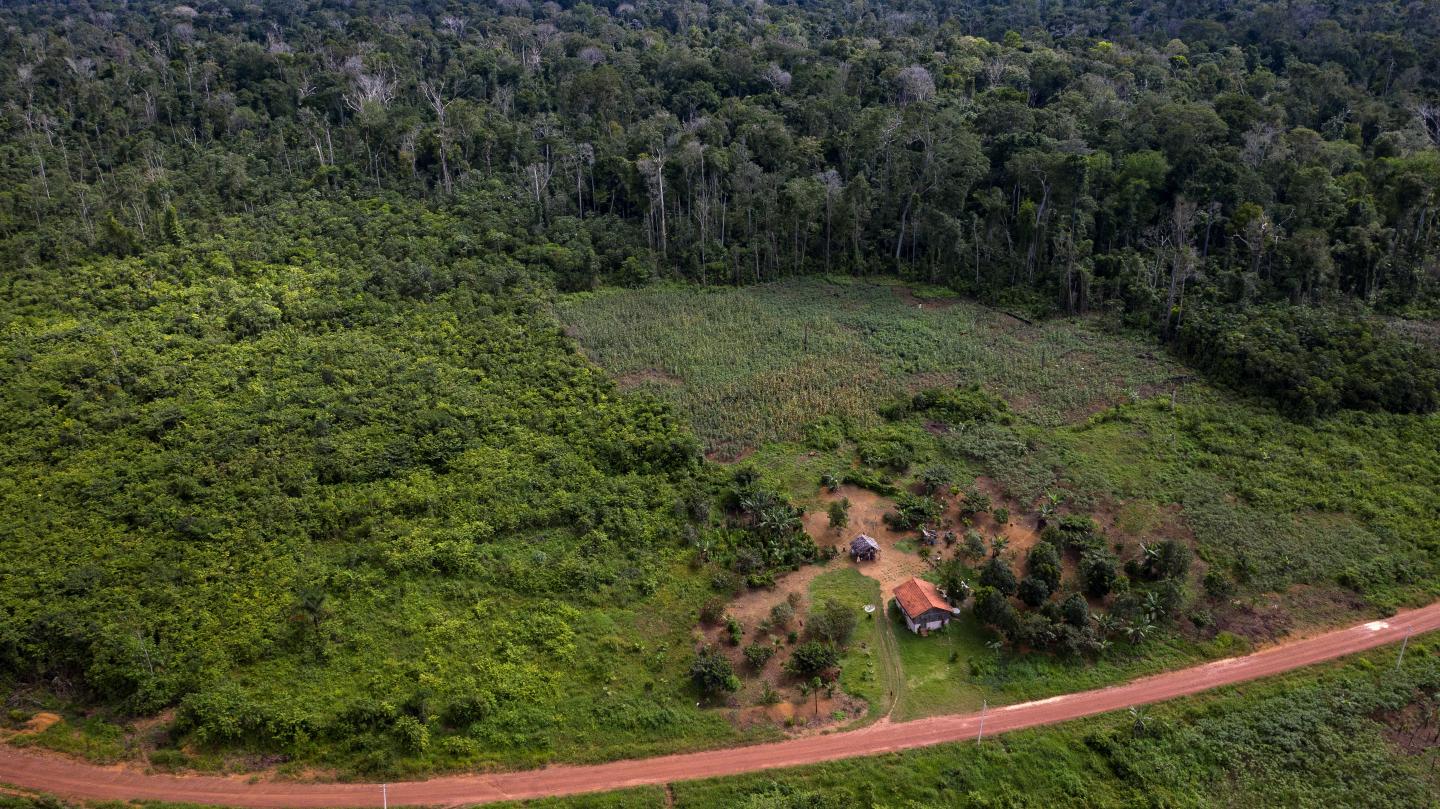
[706,472,1057,735]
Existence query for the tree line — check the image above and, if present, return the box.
[2,1,1437,415]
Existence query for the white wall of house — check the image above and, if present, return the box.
[903,612,951,633]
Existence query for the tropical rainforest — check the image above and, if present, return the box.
[1,0,1439,794]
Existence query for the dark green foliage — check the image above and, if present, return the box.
[743,643,775,671]
[1203,570,1236,600]
[971,587,1019,636]
[1018,577,1052,608]
[699,599,727,626]
[804,600,857,648]
[769,601,795,629]
[1043,516,1104,554]
[690,647,740,697]
[853,425,922,472]
[1061,593,1090,628]
[1081,551,1122,598]
[979,558,1019,596]
[1141,540,1194,582]
[919,466,953,495]
[726,618,744,647]
[958,489,993,517]
[1176,305,1440,418]
[892,386,1012,425]
[726,485,818,574]
[1026,542,1063,592]
[934,559,972,606]
[802,417,845,451]
[962,530,987,560]
[784,642,839,679]
[883,492,941,531]
[0,200,715,768]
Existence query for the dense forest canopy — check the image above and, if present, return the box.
[1,0,1440,777]
[2,0,1439,414]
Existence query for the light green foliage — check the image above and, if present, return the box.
[807,569,887,714]
[0,198,741,775]
[558,279,1193,456]
[1049,399,1440,605]
[672,648,1440,808]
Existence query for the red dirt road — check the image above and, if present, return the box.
[5,602,1440,807]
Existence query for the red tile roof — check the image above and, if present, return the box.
[892,577,955,619]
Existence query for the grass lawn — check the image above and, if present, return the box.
[807,568,889,718]
[884,603,1240,722]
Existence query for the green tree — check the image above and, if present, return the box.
[691,646,740,696]
[786,641,839,678]
[980,557,1019,596]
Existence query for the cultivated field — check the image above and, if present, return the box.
[557,278,1196,459]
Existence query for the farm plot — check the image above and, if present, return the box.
[557,278,1194,458]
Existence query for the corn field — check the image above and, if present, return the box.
[557,278,1197,458]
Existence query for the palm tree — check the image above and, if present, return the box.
[990,534,1010,559]
[1038,490,1063,523]
[1128,706,1150,737]
[291,586,330,630]
[986,638,1007,678]
[1093,612,1120,637]
[1142,591,1165,624]
[1125,621,1155,646]
[1139,542,1161,576]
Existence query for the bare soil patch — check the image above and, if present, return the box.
[731,693,866,735]
[805,485,932,596]
[1375,692,1440,756]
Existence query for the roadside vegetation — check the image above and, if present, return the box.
[669,645,1440,808]
[5,643,1437,808]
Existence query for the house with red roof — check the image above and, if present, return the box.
[892,576,960,634]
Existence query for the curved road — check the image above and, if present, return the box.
[5,602,1439,807]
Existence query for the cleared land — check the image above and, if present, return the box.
[561,278,1440,611]
[557,278,1194,458]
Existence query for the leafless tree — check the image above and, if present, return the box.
[896,64,935,105]
[343,65,396,112]
[440,15,468,38]
[419,80,454,194]
[1415,103,1440,147]
[1164,197,1198,336]
[763,63,792,94]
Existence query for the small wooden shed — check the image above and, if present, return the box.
[850,534,880,561]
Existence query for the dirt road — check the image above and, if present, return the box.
[4,602,1439,807]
